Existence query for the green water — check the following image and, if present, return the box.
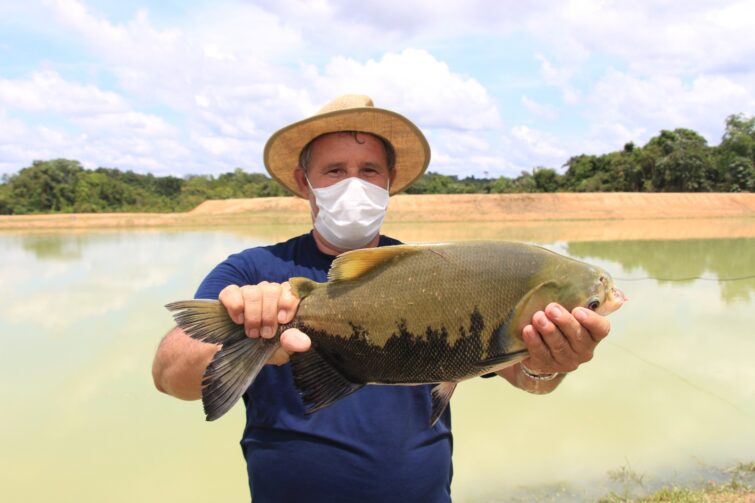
[1,224,753,502]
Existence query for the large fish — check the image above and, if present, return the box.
[167,241,625,425]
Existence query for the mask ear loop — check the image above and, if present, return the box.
[303,171,318,221]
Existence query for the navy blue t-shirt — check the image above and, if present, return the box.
[195,232,453,502]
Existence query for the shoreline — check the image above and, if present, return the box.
[1,193,754,241]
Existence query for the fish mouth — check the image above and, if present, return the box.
[598,286,627,315]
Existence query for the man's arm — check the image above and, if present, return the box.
[499,303,612,394]
[152,327,219,400]
[152,282,311,400]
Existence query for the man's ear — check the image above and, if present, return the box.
[293,168,309,197]
[389,169,397,189]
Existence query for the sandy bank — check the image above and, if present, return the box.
[1,193,754,241]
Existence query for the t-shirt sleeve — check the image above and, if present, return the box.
[194,252,259,300]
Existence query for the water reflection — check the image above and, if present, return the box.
[567,238,755,302]
[19,233,88,261]
[0,226,752,503]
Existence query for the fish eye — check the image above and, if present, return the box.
[587,299,601,311]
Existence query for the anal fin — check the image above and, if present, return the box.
[290,350,364,414]
[430,381,457,426]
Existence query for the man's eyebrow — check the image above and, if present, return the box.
[323,162,346,170]
[360,161,384,169]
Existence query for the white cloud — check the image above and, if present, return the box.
[584,70,755,148]
[312,49,501,131]
[0,71,128,115]
[495,125,570,173]
[521,95,558,120]
[527,0,755,77]
[2,0,754,179]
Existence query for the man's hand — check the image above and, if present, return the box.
[498,302,611,393]
[522,302,611,374]
[219,282,311,365]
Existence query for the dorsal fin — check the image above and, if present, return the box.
[328,245,422,282]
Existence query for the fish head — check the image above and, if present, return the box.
[580,267,626,316]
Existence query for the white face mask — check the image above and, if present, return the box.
[307,176,390,250]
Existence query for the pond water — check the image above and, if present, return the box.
[1,222,753,502]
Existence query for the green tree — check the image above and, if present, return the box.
[716,114,755,191]
[5,159,84,213]
[644,129,715,191]
[532,167,561,192]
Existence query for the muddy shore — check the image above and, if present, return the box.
[2,193,754,241]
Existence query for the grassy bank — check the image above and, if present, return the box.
[598,462,754,502]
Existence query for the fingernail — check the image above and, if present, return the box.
[277,309,287,323]
[536,312,548,329]
[249,328,260,338]
[234,314,244,324]
[547,304,561,319]
[574,308,588,322]
[261,326,272,338]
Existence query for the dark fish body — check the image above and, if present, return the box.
[167,241,625,424]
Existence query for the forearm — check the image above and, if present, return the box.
[152,326,219,400]
[498,363,566,395]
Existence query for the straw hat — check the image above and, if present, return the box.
[263,95,431,197]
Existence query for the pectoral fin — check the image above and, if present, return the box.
[485,281,560,362]
[510,280,562,332]
[289,277,320,299]
[430,381,457,426]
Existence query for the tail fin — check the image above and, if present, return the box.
[166,300,280,421]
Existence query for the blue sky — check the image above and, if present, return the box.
[1,0,754,178]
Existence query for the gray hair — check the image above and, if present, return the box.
[298,131,396,172]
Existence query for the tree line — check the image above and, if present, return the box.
[1,114,752,214]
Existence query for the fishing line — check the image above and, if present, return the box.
[606,341,753,420]
[614,274,755,282]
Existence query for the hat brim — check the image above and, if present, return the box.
[264,107,430,197]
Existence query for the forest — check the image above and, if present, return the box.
[1,114,752,215]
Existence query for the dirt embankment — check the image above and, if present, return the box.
[1,193,754,241]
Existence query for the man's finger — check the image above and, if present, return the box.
[545,303,593,355]
[280,328,311,353]
[218,285,244,324]
[277,282,300,324]
[534,310,575,366]
[573,307,612,343]
[266,329,311,366]
[521,323,556,373]
[242,285,263,338]
[259,283,282,338]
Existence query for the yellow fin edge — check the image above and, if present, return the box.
[328,244,423,282]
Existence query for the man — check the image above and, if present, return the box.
[152,95,611,502]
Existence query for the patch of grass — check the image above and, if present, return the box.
[598,461,754,503]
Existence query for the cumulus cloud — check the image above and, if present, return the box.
[310,49,501,131]
[507,125,568,165]
[0,71,127,115]
[584,70,755,148]
[521,95,558,120]
[1,0,754,178]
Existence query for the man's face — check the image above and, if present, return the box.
[294,132,396,197]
